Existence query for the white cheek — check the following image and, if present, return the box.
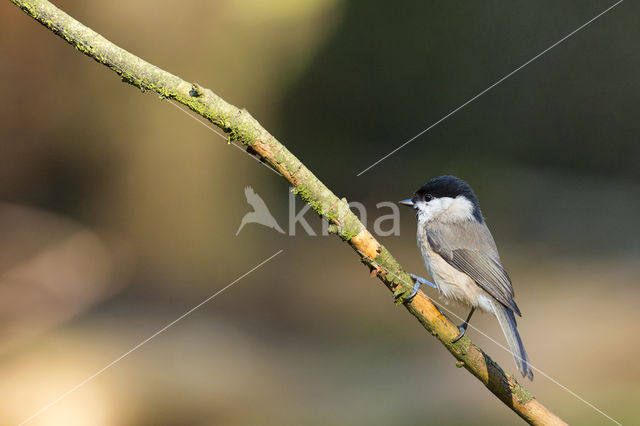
[446,196,475,220]
[417,196,474,222]
[416,197,453,220]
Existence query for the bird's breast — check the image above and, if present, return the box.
[416,223,494,312]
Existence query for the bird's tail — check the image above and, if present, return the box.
[491,299,534,380]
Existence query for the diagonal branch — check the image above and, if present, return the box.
[9,1,566,424]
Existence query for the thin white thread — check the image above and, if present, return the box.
[356,0,624,176]
[376,263,622,425]
[19,249,284,425]
[166,100,282,176]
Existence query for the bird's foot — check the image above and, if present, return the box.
[394,274,436,304]
[408,274,437,290]
[450,307,475,343]
[451,325,468,343]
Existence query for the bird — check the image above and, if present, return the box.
[236,186,285,235]
[399,175,533,380]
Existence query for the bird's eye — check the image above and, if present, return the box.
[424,194,433,202]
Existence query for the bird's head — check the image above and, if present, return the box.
[399,175,483,223]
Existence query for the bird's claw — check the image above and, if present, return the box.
[451,325,467,343]
[408,274,437,290]
[450,307,475,343]
[394,274,436,304]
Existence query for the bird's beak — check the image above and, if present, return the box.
[398,198,414,207]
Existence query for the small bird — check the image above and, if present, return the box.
[236,186,285,235]
[399,175,533,380]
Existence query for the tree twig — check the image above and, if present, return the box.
[9,1,567,424]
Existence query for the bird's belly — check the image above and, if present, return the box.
[419,242,494,313]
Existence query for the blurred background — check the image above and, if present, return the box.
[1,0,638,424]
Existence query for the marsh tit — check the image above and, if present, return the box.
[399,175,533,380]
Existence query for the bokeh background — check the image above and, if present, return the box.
[1,0,638,425]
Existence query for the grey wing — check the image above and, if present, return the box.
[426,220,521,315]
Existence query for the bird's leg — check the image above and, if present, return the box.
[396,273,437,303]
[451,307,476,343]
[408,274,437,293]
